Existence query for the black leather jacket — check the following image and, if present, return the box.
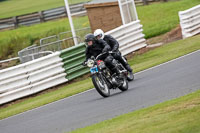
[103,35,119,52]
[85,39,110,61]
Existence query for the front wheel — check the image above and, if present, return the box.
[92,74,110,97]
[118,77,128,91]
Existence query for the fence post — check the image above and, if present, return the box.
[64,7,68,17]
[13,16,18,29]
[39,11,45,22]
[142,0,148,5]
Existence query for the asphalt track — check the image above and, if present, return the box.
[0,50,200,133]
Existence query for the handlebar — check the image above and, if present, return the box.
[95,52,108,60]
[82,51,117,66]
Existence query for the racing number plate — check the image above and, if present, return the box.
[90,66,98,74]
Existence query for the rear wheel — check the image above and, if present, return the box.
[118,77,128,91]
[92,74,110,97]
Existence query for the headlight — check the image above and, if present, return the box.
[87,59,94,67]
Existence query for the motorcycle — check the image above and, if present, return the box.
[84,52,130,97]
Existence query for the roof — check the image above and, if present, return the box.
[87,0,118,4]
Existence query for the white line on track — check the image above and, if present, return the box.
[136,50,200,75]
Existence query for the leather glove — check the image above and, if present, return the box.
[82,60,87,66]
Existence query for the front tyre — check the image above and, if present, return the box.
[92,74,110,97]
[118,77,128,91]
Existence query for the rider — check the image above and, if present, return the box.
[84,33,120,74]
[94,29,133,73]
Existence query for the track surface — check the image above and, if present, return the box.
[0,50,200,133]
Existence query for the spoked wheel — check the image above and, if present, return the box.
[92,74,110,97]
[118,77,128,91]
[127,71,134,81]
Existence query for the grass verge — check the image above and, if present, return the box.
[129,34,200,72]
[137,0,200,38]
[0,34,200,120]
[70,89,200,133]
[0,0,90,19]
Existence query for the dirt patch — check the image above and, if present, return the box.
[0,60,20,70]
[147,25,182,45]
[164,25,182,43]
[132,25,183,55]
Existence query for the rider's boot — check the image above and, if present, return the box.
[119,56,133,72]
[125,64,133,72]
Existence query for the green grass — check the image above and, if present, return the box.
[137,0,200,38]
[0,0,90,19]
[0,34,200,120]
[0,0,199,59]
[0,16,90,59]
[130,34,200,72]
[70,89,200,133]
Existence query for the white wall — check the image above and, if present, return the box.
[179,4,200,38]
[106,20,147,55]
[0,52,67,105]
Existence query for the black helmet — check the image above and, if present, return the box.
[84,33,95,43]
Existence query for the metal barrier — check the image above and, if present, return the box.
[179,4,200,39]
[0,57,19,64]
[18,42,60,63]
[0,43,89,104]
[106,20,147,56]
[18,27,91,64]
[40,35,59,45]
[0,52,67,104]
[58,27,91,41]
[61,37,82,48]
[40,27,91,45]
[60,43,89,80]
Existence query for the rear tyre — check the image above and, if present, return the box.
[118,78,128,91]
[92,74,110,97]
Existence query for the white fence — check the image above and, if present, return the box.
[179,4,200,39]
[0,52,67,104]
[106,20,147,56]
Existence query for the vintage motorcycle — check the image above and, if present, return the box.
[84,52,133,97]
